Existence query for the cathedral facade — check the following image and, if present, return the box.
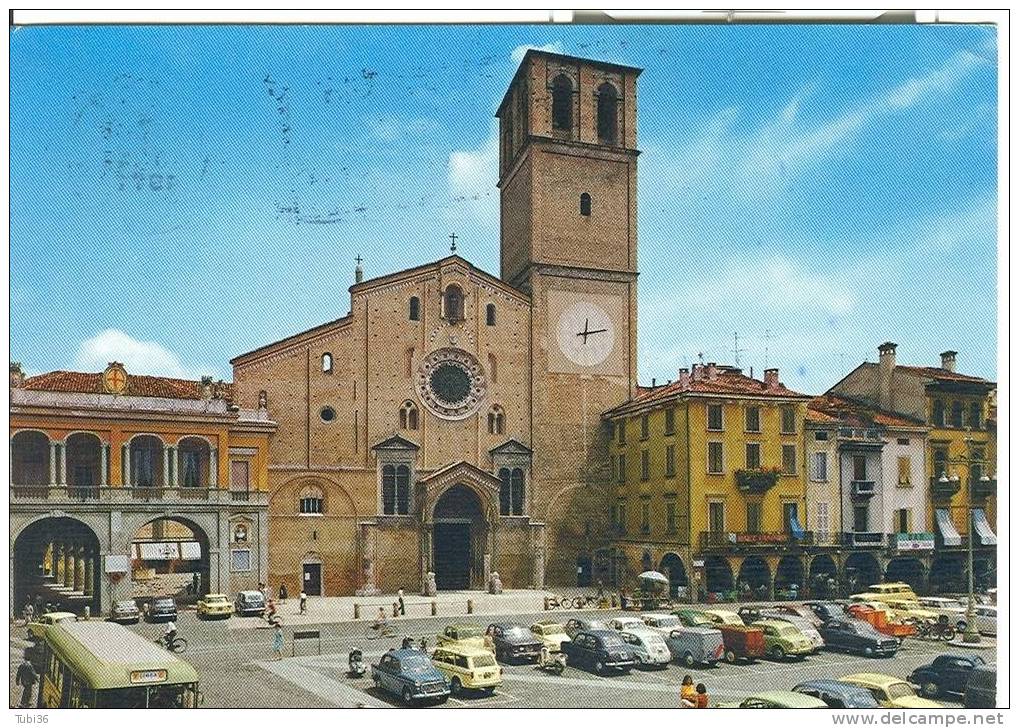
[230,50,640,595]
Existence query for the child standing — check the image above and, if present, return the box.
[272,623,284,660]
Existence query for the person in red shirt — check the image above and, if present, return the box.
[695,683,709,708]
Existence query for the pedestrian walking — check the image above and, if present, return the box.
[33,594,43,619]
[680,675,696,708]
[23,602,34,624]
[279,583,288,603]
[299,591,307,614]
[272,623,284,660]
[695,683,709,708]
[397,589,405,616]
[16,651,38,708]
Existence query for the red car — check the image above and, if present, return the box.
[717,623,766,664]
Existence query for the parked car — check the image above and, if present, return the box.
[560,630,636,675]
[916,596,969,630]
[665,627,724,667]
[846,604,916,643]
[235,590,267,616]
[755,619,814,660]
[774,603,824,627]
[909,654,987,699]
[855,582,919,604]
[972,605,997,636]
[430,645,501,696]
[436,623,487,650]
[108,599,141,625]
[529,620,571,652]
[792,679,880,709]
[803,601,847,624]
[145,597,178,623]
[27,611,76,640]
[880,599,939,624]
[608,616,647,632]
[640,613,683,635]
[717,623,765,664]
[704,608,743,626]
[819,619,898,657]
[371,648,450,705]
[963,665,996,709]
[839,673,942,708]
[563,617,610,639]
[756,611,824,652]
[618,629,671,669]
[485,623,542,663]
[717,691,828,709]
[197,593,233,620]
[673,609,714,628]
[737,605,769,625]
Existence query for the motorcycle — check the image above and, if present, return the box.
[347,649,366,678]
[537,649,566,675]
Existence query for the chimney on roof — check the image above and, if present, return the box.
[200,375,213,400]
[877,342,897,409]
[878,341,897,371]
[763,368,779,390]
[940,350,957,373]
[651,378,656,388]
[677,367,691,390]
[10,361,24,389]
[213,379,227,400]
[706,362,718,381]
[691,363,703,382]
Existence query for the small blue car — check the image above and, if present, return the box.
[372,648,450,705]
[793,679,881,709]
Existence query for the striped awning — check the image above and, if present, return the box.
[972,509,997,546]
[935,508,961,546]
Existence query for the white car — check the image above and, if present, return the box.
[640,613,683,635]
[608,616,648,632]
[972,606,996,636]
[619,629,671,669]
[916,597,968,630]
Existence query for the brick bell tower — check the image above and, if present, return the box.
[497,50,640,587]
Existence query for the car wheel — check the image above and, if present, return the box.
[450,678,462,696]
[725,649,737,664]
[863,646,874,657]
[594,660,605,675]
[684,652,695,668]
[771,646,785,661]
[922,682,940,698]
[956,621,967,632]
[402,687,413,704]
[436,695,449,705]
[634,654,643,668]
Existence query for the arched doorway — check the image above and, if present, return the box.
[433,484,487,590]
[704,555,733,599]
[658,553,688,599]
[576,555,593,587]
[775,556,805,599]
[930,553,965,594]
[885,557,927,595]
[13,517,101,616]
[737,556,771,600]
[844,552,881,596]
[809,555,839,599]
[131,517,210,603]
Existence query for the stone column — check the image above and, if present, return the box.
[44,542,54,577]
[171,447,180,487]
[100,445,108,487]
[63,545,74,588]
[162,445,170,488]
[209,448,218,487]
[54,544,65,584]
[49,443,57,485]
[84,553,94,596]
[73,546,85,592]
[58,443,67,485]
[122,444,131,486]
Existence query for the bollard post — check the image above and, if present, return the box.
[393,602,400,618]
[611,594,617,608]
[431,601,437,616]
[354,604,360,619]
[544,596,550,611]
[467,599,473,614]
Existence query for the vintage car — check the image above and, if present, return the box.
[774,603,824,627]
[846,604,916,642]
[560,630,636,675]
[963,665,996,709]
[880,599,939,624]
[792,679,880,709]
[754,619,813,660]
[372,648,450,705]
[197,593,233,619]
[851,582,919,604]
[819,619,898,657]
[430,644,501,695]
[618,629,671,669]
[703,608,743,626]
[717,623,766,664]
[108,600,141,625]
[608,616,647,632]
[972,605,997,636]
[436,623,487,650]
[27,611,76,640]
[145,596,178,623]
[717,691,828,709]
[529,620,571,652]
[916,597,969,630]
[235,590,267,616]
[640,613,683,635]
[563,617,610,639]
[673,609,714,628]
[755,611,824,652]
[665,627,725,667]
[737,605,770,625]
[909,654,988,699]
[803,601,847,624]
[839,673,943,708]
[485,623,542,663]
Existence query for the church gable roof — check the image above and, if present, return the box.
[371,434,420,452]
[349,254,530,304]
[489,438,533,455]
[418,460,502,489]
[230,314,352,366]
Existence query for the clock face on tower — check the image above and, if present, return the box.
[556,301,616,367]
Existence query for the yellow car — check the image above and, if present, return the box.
[854,582,920,604]
[436,623,487,650]
[703,609,743,626]
[27,611,77,640]
[840,673,943,708]
[431,645,502,695]
[530,620,571,652]
[881,599,939,623]
[197,593,233,619]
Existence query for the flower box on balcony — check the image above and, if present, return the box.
[971,478,996,500]
[930,476,961,500]
[735,468,781,494]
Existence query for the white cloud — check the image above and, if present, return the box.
[447,120,499,223]
[368,115,439,143]
[510,42,562,65]
[72,329,209,379]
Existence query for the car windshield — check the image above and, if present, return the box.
[777,625,800,636]
[600,634,625,648]
[886,683,915,700]
[154,599,173,607]
[455,626,482,638]
[242,593,263,602]
[402,656,434,675]
[504,626,529,639]
[115,601,136,609]
[472,654,496,668]
[207,596,228,603]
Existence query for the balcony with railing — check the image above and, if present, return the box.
[930,476,961,500]
[700,531,814,550]
[841,531,886,548]
[735,468,780,495]
[850,480,876,499]
[971,477,996,500]
[10,484,267,507]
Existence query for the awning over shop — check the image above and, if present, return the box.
[935,508,961,546]
[789,515,806,541]
[972,509,997,546]
[135,541,203,560]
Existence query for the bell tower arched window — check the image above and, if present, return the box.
[551,74,573,132]
[443,284,464,322]
[299,485,324,514]
[409,296,420,321]
[486,303,496,326]
[597,82,619,144]
[399,400,418,431]
[488,405,505,435]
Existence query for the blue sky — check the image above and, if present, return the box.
[10,23,998,393]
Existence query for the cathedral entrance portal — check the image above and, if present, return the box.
[433,484,486,591]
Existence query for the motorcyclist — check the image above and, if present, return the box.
[539,644,551,667]
[163,621,177,650]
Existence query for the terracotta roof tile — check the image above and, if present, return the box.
[807,393,925,429]
[22,370,234,401]
[895,364,994,385]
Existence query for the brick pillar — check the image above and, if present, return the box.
[64,545,75,587]
[84,553,94,596]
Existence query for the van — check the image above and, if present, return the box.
[862,582,919,603]
[963,664,996,708]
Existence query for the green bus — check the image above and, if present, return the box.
[39,620,200,708]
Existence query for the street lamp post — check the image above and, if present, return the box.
[942,429,983,644]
